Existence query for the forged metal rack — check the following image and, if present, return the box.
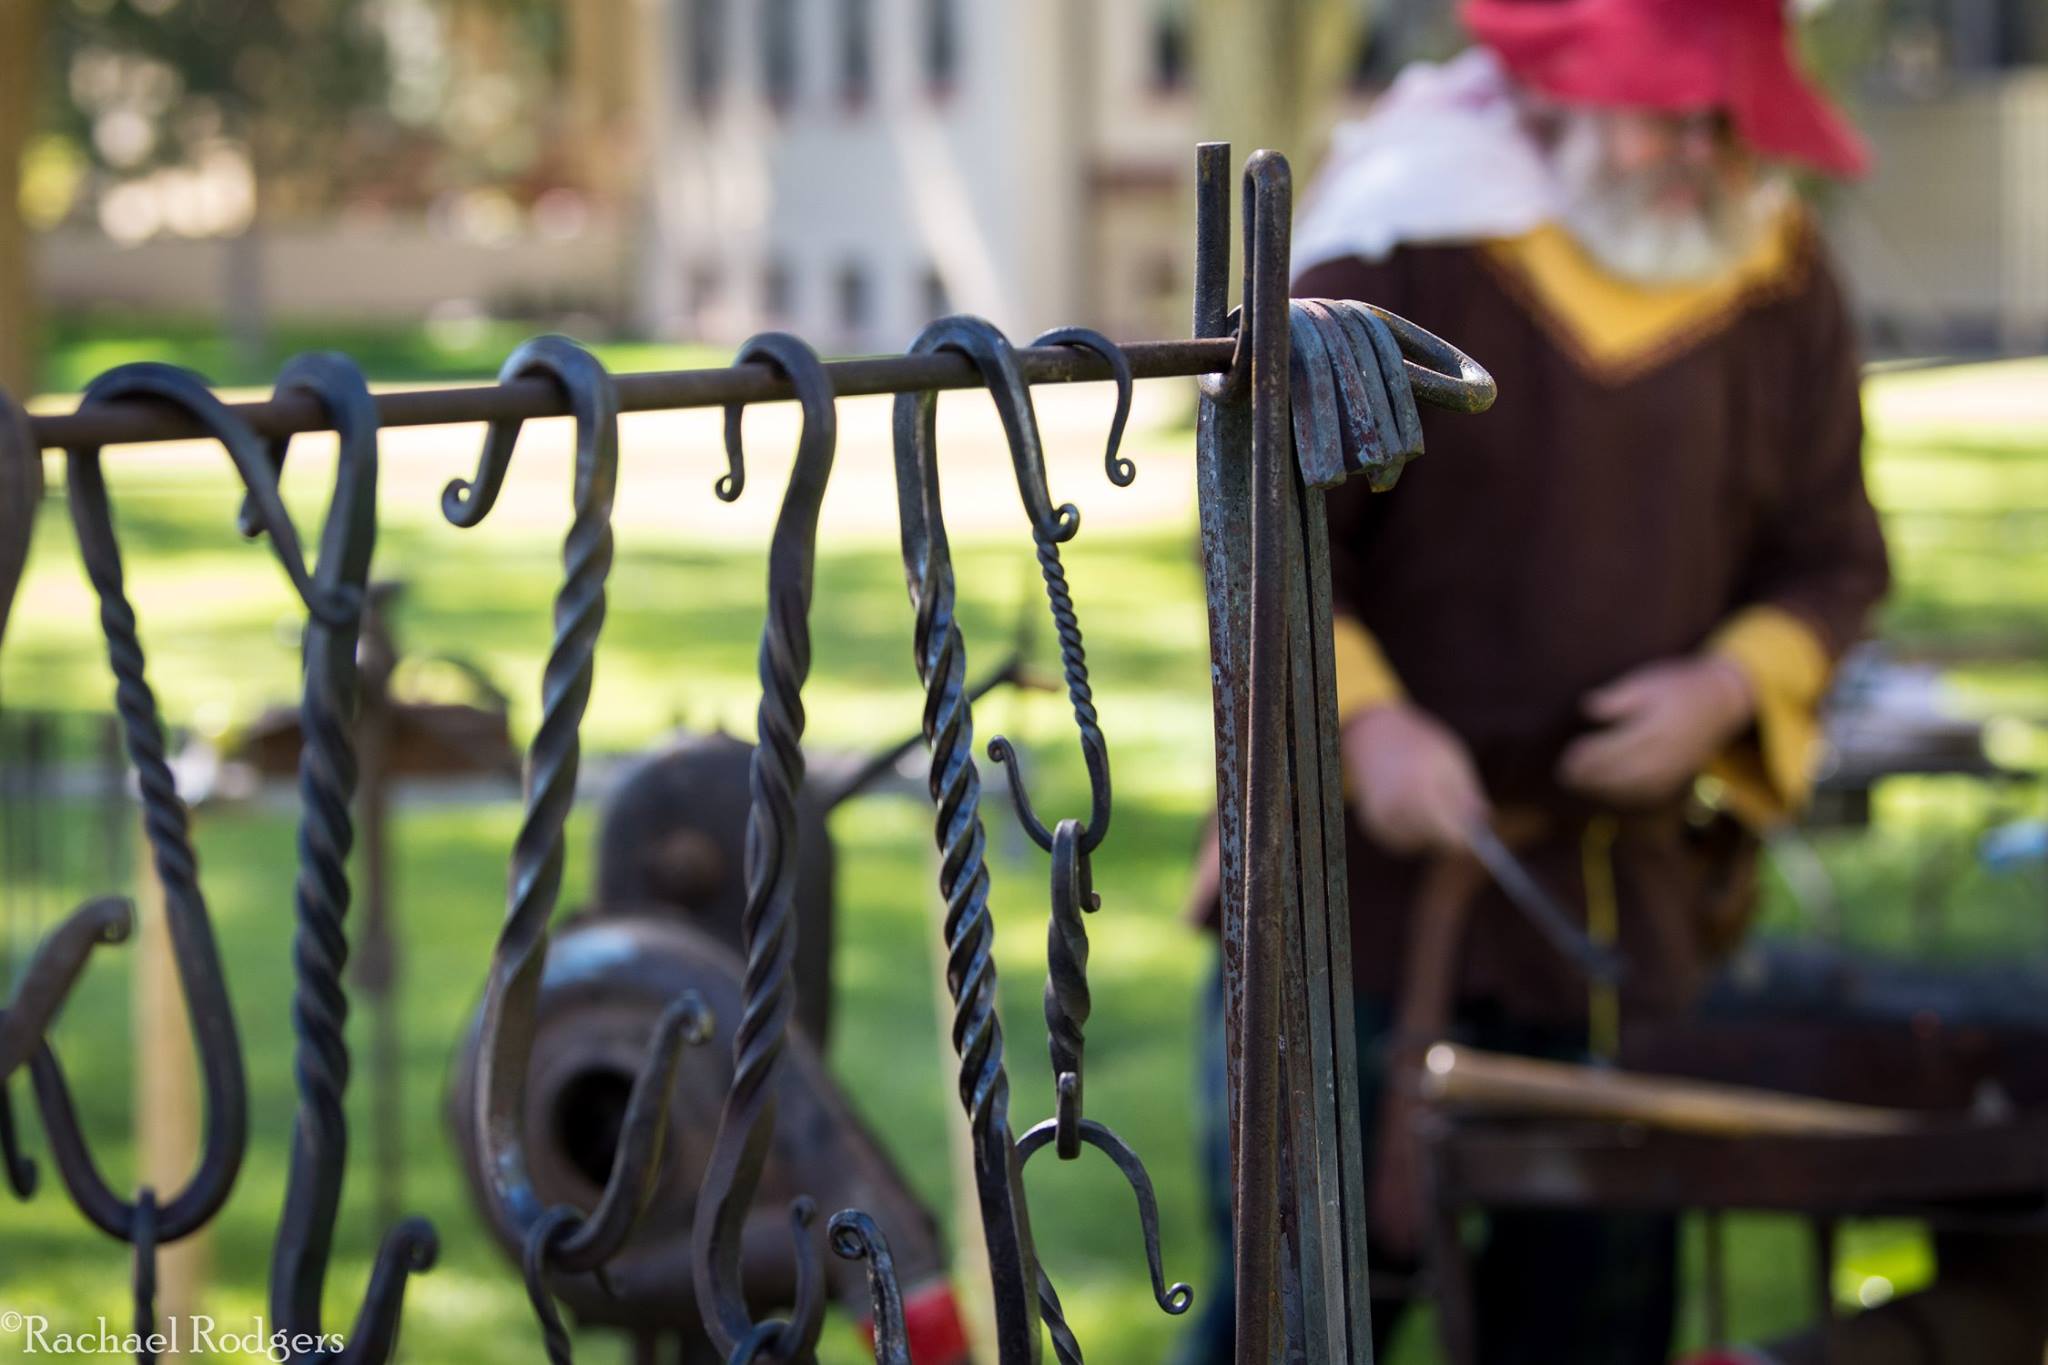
[0,144,1494,1364]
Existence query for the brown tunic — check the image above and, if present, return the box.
[1295,219,1890,1025]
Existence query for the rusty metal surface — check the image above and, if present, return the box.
[0,142,1505,1365]
[448,915,948,1341]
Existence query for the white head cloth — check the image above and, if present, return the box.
[1291,48,1560,279]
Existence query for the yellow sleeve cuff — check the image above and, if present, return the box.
[1706,606,1833,827]
[1331,615,1404,725]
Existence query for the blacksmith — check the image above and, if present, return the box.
[1180,1,1890,1361]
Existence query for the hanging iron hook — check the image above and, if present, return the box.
[922,316,1079,544]
[1019,1115,1193,1365]
[1045,821,1095,1159]
[828,1211,912,1365]
[694,332,885,1363]
[980,324,1128,860]
[250,353,439,1362]
[0,895,133,1200]
[25,360,348,1253]
[892,315,1045,1363]
[0,895,133,1081]
[1029,327,1135,487]
[979,325,1128,857]
[446,336,715,1360]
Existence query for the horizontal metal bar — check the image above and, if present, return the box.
[31,337,1239,452]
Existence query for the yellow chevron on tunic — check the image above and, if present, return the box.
[1481,205,1807,383]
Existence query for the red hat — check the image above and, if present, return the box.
[1460,0,1871,178]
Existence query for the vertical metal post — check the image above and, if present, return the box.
[1194,143,1374,1364]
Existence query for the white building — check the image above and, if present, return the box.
[640,0,1215,352]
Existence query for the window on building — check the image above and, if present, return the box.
[763,0,799,109]
[690,260,723,325]
[687,0,725,113]
[924,0,958,95]
[840,0,872,105]
[921,265,950,321]
[836,261,871,335]
[1144,250,1179,306]
[1151,1,1190,93]
[763,258,794,319]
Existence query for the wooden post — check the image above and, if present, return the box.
[133,814,208,1321]
[0,0,43,396]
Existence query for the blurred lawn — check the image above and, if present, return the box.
[1,342,2045,1363]
[40,313,728,392]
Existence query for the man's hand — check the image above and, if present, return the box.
[1343,702,1490,854]
[1558,655,1756,806]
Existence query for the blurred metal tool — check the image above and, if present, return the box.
[1462,821,1628,986]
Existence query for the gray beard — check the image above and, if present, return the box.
[1551,114,1786,286]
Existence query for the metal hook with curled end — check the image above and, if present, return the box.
[248,353,438,1362]
[984,326,1133,856]
[444,336,716,1361]
[693,332,893,1363]
[25,361,348,1260]
[978,325,1130,859]
[0,895,134,1197]
[829,1211,912,1365]
[1030,327,1135,487]
[892,315,1048,1364]
[921,315,1079,545]
[1019,1114,1193,1365]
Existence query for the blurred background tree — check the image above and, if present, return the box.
[3,0,583,383]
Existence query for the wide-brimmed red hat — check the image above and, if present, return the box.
[1460,0,1870,178]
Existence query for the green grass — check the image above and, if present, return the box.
[40,313,729,392]
[2,349,2046,1362]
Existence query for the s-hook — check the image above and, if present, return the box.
[251,353,438,1362]
[22,361,336,1330]
[444,336,714,1363]
[691,332,905,1363]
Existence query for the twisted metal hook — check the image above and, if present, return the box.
[1043,822,1094,1160]
[1018,1117,1193,1365]
[252,353,438,1362]
[25,360,344,1251]
[692,332,861,1363]
[892,314,1045,1363]
[982,327,1132,857]
[446,336,715,1358]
